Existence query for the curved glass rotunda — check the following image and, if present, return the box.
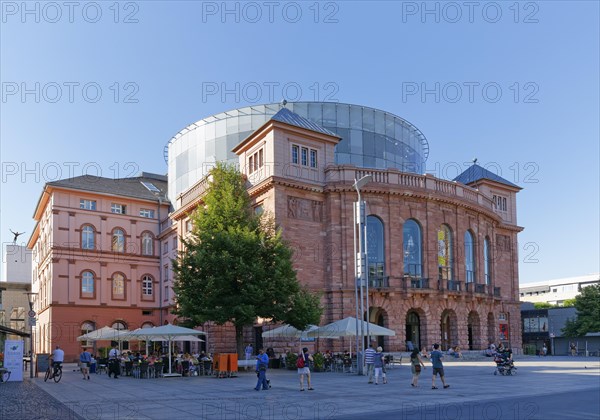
[167,102,430,207]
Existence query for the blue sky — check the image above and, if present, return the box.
[1,1,598,283]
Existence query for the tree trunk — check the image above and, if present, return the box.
[235,324,244,359]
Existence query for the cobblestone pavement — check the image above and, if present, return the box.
[6,356,600,420]
[0,380,84,420]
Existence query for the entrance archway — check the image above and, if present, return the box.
[405,310,422,351]
[467,311,481,350]
[440,309,458,351]
[487,312,495,346]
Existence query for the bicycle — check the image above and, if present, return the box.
[0,367,11,383]
[44,362,63,383]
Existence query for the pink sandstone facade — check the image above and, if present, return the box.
[28,175,169,361]
[28,107,524,360]
[172,115,523,354]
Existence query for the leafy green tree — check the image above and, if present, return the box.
[562,284,600,337]
[533,302,556,309]
[173,163,322,356]
[561,299,576,308]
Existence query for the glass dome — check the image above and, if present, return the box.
[167,102,429,206]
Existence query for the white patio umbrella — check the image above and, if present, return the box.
[261,324,321,340]
[307,316,396,357]
[306,317,396,338]
[127,324,206,377]
[77,326,131,341]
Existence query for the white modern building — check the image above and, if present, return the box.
[519,273,600,306]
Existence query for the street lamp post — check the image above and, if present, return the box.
[24,292,38,379]
[353,175,372,375]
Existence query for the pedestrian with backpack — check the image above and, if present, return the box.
[297,347,314,391]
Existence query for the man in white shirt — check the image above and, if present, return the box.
[108,343,121,379]
[51,345,64,377]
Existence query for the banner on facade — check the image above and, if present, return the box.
[3,340,24,381]
[498,324,509,341]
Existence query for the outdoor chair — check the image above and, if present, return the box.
[181,361,190,377]
[96,358,108,375]
[153,362,163,378]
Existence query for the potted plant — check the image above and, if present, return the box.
[312,352,325,372]
[286,351,298,370]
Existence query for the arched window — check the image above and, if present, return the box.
[112,228,125,253]
[464,231,475,283]
[81,321,95,348]
[112,273,125,299]
[141,232,154,256]
[484,236,491,285]
[81,271,94,294]
[367,215,385,283]
[81,225,95,250]
[403,219,422,277]
[112,321,127,331]
[437,224,453,280]
[142,275,153,296]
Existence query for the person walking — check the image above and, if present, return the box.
[80,347,92,380]
[365,343,376,383]
[410,348,426,387]
[108,343,121,379]
[297,347,314,391]
[373,346,386,385]
[245,344,253,361]
[430,343,449,389]
[254,348,269,391]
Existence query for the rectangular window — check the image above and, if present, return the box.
[186,219,193,232]
[292,145,299,164]
[172,237,178,249]
[139,209,155,218]
[301,147,308,166]
[310,149,317,168]
[163,241,168,254]
[249,148,264,174]
[164,285,169,301]
[164,265,169,282]
[80,199,96,210]
[493,195,507,212]
[111,203,126,214]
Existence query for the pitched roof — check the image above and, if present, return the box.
[453,164,521,189]
[270,107,339,138]
[46,173,169,202]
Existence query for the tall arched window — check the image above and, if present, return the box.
[367,215,385,283]
[437,224,453,280]
[112,321,127,331]
[81,321,95,348]
[484,236,491,285]
[142,275,153,296]
[81,225,95,250]
[464,231,475,283]
[81,271,94,294]
[112,228,125,253]
[112,273,125,299]
[141,232,154,256]
[403,219,422,277]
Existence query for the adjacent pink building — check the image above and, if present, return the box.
[28,173,170,360]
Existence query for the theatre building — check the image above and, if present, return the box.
[167,102,524,353]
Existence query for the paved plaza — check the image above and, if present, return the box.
[1,356,599,420]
